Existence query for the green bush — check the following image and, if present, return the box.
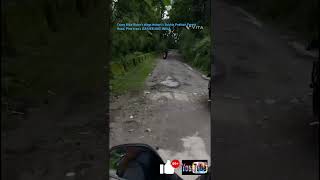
[111,52,154,78]
[192,36,210,72]
[178,28,210,74]
[179,29,196,61]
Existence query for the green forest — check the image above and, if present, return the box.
[110,0,211,94]
[2,0,317,111]
[169,0,211,74]
[1,0,212,121]
[110,0,169,94]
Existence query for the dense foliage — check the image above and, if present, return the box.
[111,0,168,76]
[169,0,211,73]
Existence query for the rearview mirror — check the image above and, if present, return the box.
[109,144,164,180]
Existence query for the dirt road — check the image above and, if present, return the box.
[212,0,318,180]
[110,51,211,178]
[110,1,319,179]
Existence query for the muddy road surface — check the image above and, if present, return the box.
[212,0,319,180]
[110,50,211,179]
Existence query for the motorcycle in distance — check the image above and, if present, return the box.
[163,49,168,59]
[109,144,211,180]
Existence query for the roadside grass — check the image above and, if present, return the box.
[2,3,106,106]
[110,54,157,95]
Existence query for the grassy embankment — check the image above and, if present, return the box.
[110,52,157,95]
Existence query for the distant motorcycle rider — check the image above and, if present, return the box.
[160,33,169,59]
[163,48,168,59]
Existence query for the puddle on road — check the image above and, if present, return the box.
[158,132,210,180]
[160,76,180,88]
